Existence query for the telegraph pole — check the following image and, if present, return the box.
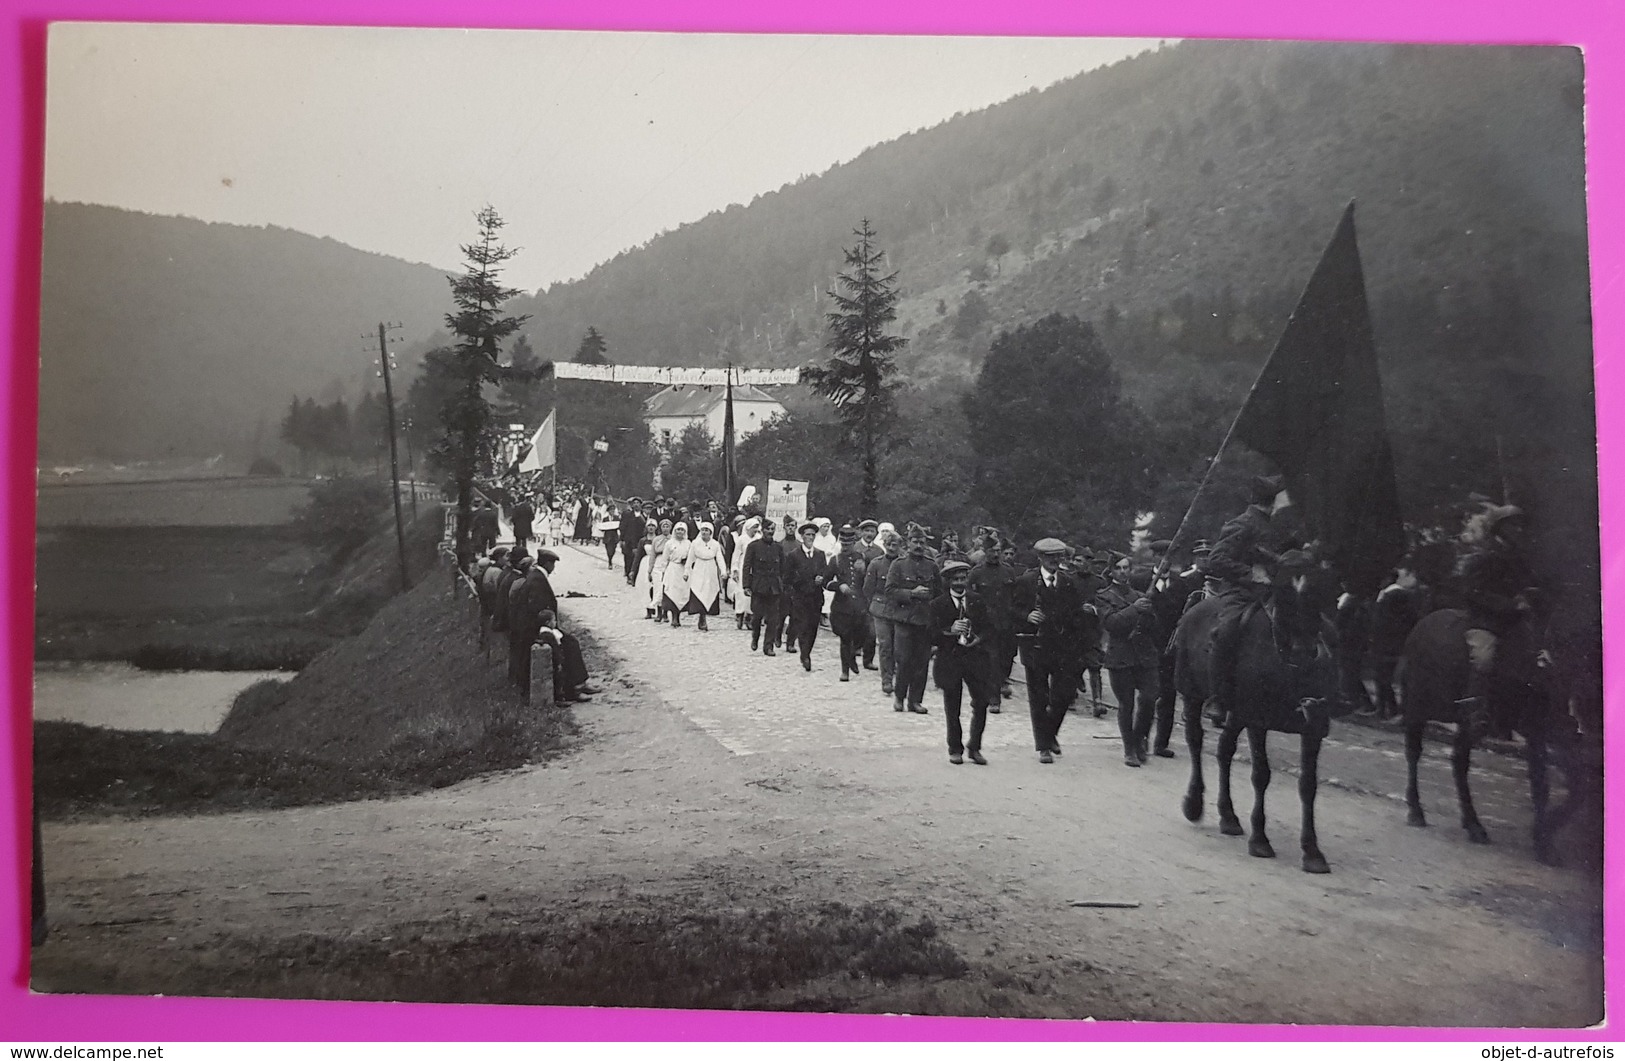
[377,321,410,592]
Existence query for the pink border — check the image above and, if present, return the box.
[3,0,1619,1043]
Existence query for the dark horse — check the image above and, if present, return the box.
[1174,590,1340,874]
[1399,608,1588,865]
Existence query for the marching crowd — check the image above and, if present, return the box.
[463,475,1551,769]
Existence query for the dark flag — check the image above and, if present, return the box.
[1230,201,1405,596]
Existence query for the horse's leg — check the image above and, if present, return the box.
[1453,723,1490,844]
[1300,731,1330,873]
[1405,723,1427,827]
[1216,721,1244,836]
[1182,694,1207,822]
[1247,725,1275,858]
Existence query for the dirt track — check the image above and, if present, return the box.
[33,545,1604,1026]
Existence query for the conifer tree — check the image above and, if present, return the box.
[434,206,531,568]
[807,219,906,516]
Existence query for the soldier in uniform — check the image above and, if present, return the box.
[865,532,905,695]
[1148,539,1202,758]
[886,526,942,714]
[1098,554,1162,767]
[742,517,787,655]
[931,560,994,765]
[1451,505,1539,738]
[829,524,870,681]
[1202,474,1293,726]
[1073,548,1108,717]
[1010,538,1086,764]
[967,532,1020,714]
[936,529,970,569]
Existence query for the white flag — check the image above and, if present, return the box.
[518,410,556,472]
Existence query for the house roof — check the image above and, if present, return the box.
[642,384,784,419]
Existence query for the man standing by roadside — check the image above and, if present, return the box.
[511,494,535,551]
[784,520,836,672]
[932,560,993,765]
[1011,538,1085,764]
[885,526,941,715]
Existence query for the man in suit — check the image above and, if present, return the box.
[508,553,557,697]
[472,499,501,555]
[511,495,536,549]
[743,518,787,655]
[932,560,994,765]
[1010,537,1086,764]
[619,497,646,584]
[783,519,836,671]
[1148,539,1202,758]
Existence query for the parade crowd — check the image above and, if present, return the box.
[455,470,1557,772]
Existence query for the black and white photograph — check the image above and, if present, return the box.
[29,24,1603,1026]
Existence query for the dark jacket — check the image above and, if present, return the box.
[1453,542,1535,635]
[492,565,523,632]
[1010,567,1086,659]
[1202,504,1279,584]
[966,561,1020,633]
[1097,580,1160,669]
[831,547,869,619]
[511,501,535,539]
[620,508,646,547]
[885,554,942,627]
[1371,583,1427,657]
[742,537,786,597]
[473,506,501,543]
[866,554,901,620]
[929,590,992,657]
[783,545,836,603]
[509,568,557,642]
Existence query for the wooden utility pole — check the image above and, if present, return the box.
[378,321,410,592]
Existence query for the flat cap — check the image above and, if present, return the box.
[940,559,972,576]
[537,549,560,564]
[857,519,879,530]
[1033,537,1069,555]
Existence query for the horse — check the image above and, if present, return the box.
[1398,608,1591,865]
[1173,589,1340,874]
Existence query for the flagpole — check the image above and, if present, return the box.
[551,365,559,498]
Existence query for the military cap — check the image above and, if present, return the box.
[858,519,879,531]
[1192,538,1212,557]
[628,496,644,504]
[940,559,972,576]
[1149,539,1174,556]
[1033,537,1069,555]
[838,523,859,543]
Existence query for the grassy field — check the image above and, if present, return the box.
[36,476,314,528]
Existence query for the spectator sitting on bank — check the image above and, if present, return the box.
[533,608,600,704]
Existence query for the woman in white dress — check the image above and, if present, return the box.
[633,518,659,619]
[648,518,673,620]
[730,516,761,630]
[684,522,728,632]
[659,522,693,627]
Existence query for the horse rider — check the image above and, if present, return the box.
[1201,474,1293,727]
[1452,504,1539,739]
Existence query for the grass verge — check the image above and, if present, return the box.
[38,901,971,1009]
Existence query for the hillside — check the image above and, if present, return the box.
[37,202,455,462]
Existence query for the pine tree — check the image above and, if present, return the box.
[573,327,610,364]
[807,219,906,516]
[435,206,532,568]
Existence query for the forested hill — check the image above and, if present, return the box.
[518,41,1586,384]
[37,202,454,463]
[515,40,1592,522]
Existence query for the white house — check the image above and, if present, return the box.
[642,384,786,450]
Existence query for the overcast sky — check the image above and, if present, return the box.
[44,24,1156,292]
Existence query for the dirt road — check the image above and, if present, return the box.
[33,545,1604,1026]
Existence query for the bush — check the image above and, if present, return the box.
[248,457,285,476]
[292,476,389,566]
